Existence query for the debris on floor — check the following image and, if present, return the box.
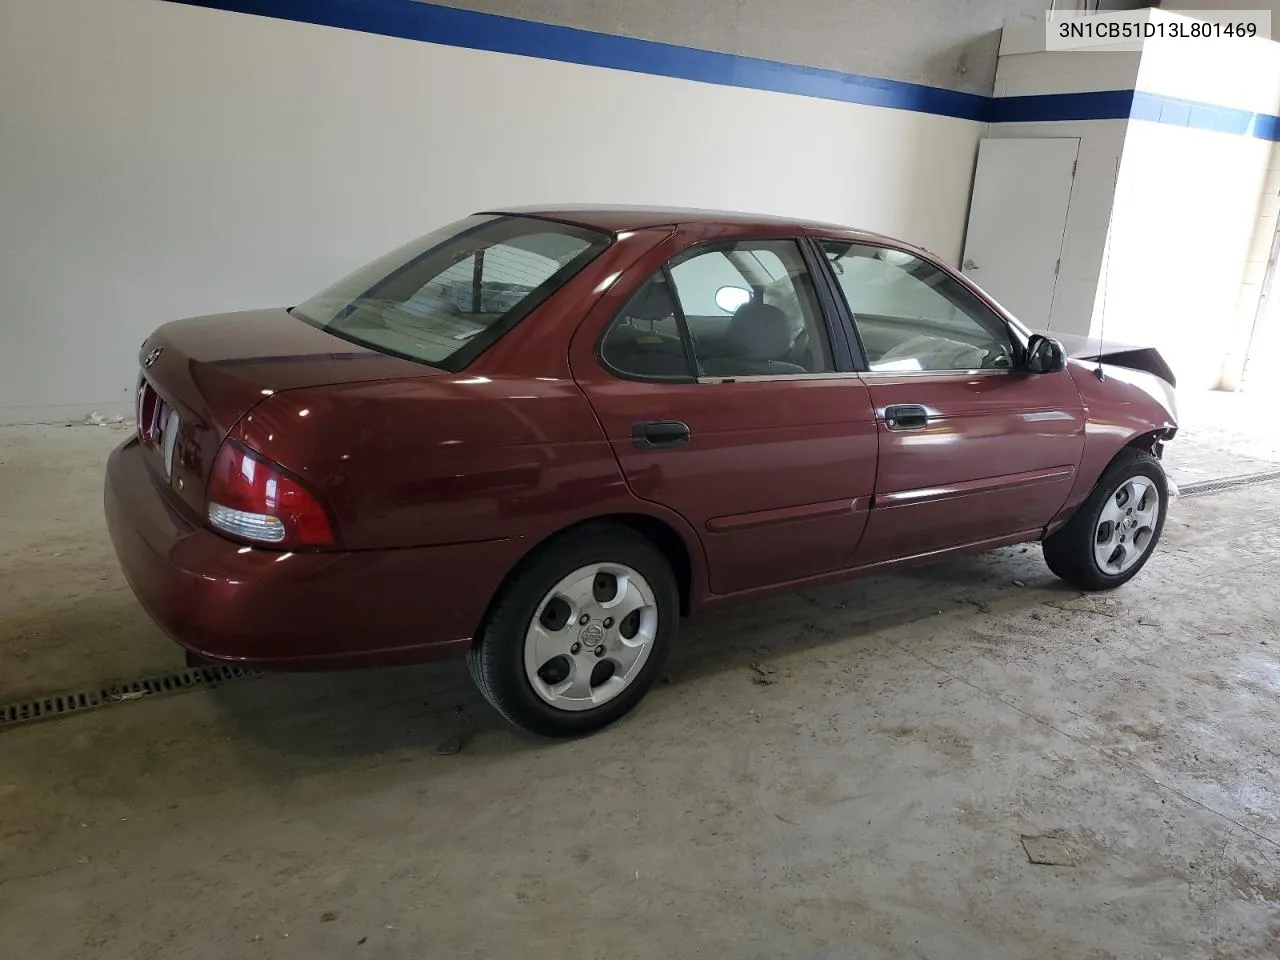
[1046,596,1121,618]
[80,412,125,427]
[749,663,779,685]
[436,733,466,756]
[1020,832,1079,866]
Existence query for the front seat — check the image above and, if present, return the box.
[701,302,807,377]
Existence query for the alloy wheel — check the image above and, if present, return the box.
[1093,475,1161,575]
[523,563,659,711]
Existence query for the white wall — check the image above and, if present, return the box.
[1103,123,1270,390]
[1235,140,1280,391]
[985,13,1280,391]
[0,0,983,423]
[1120,21,1280,390]
[1130,21,1280,391]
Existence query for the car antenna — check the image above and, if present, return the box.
[1094,157,1120,382]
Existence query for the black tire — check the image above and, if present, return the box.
[466,523,679,737]
[1042,447,1169,590]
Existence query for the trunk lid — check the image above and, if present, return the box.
[135,308,436,520]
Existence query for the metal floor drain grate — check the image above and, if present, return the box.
[0,663,261,731]
[1176,469,1280,499]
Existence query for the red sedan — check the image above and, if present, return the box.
[105,207,1178,735]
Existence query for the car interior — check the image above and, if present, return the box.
[820,242,1016,372]
[601,244,833,378]
[309,228,595,366]
[601,240,1018,378]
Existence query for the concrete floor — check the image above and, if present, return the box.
[2,393,1280,958]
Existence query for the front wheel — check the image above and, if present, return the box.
[467,524,678,737]
[1043,448,1169,590]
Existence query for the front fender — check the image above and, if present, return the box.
[1046,360,1178,530]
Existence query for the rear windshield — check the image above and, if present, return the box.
[291,215,610,371]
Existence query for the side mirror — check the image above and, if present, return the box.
[714,285,751,313]
[1025,334,1066,374]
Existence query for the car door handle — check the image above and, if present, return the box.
[884,404,929,430]
[632,420,691,449]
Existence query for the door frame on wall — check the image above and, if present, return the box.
[960,137,1080,332]
[1240,213,1280,393]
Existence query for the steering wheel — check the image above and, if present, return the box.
[981,343,1013,369]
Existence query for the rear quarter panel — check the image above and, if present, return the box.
[234,372,711,606]
[228,226,711,599]
[234,375,629,550]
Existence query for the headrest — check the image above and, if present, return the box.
[726,302,793,361]
[625,281,676,322]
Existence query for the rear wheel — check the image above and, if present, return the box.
[1043,448,1168,590]
[467,524,678,737]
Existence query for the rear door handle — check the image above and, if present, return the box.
[632,420,691,449]
[884,404,929,430]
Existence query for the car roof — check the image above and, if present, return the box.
[484,204,896,243]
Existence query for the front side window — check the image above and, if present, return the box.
[600,240,834,380]
[292,215,610,371]
[820,241,1015,372]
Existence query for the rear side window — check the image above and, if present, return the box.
[600,240,834,380]
[293,215,610,371]
[600,275,692,380]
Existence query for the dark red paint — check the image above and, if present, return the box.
[104,207,1177,668]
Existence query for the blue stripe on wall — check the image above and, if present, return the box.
[1130,90,1280,141]
[168,0,1280,141]
[988,90,1135,124]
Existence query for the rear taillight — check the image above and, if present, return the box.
[206,441,334,548]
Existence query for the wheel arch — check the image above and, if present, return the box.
[1041,442,1168,589]
[1046,426,1175,536]
[1124,426,1177,459]
[472,511,705,646]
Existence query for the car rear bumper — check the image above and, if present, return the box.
[104,437,527,669]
